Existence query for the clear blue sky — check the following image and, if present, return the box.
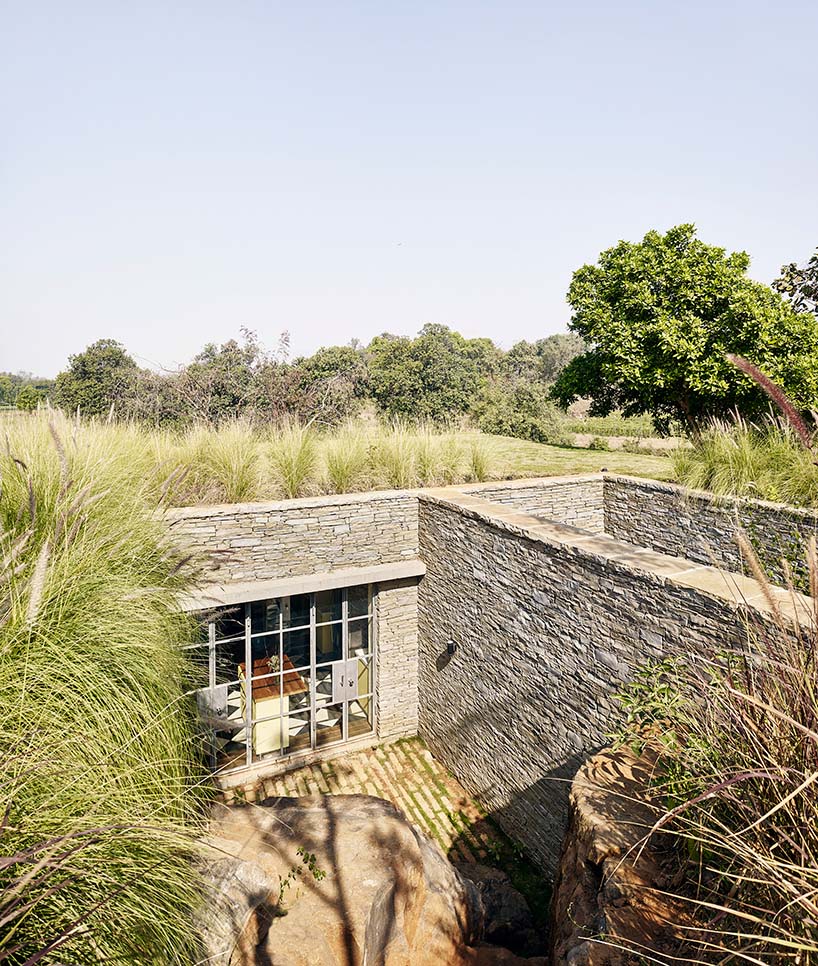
[2,1,816,377]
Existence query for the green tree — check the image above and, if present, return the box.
[773,247,818,317]
[505,334,585,384]
[15,384,40,411]
[0,374,13,407]
[551,225,818,431]
[54,339,138,417]
[367,324,493,420]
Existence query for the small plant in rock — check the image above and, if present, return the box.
[274,847,326,917]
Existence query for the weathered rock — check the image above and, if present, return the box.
[550,746,692,965]
[200,794,547,966]
[458,863,541,956]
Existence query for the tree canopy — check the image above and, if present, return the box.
[54,339,138,417]
[551,225,818,431]
[773,247,818,317]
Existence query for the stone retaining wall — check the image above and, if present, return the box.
[167,490,418,583]
[604,475,818,586]
[415,490,800,872]
[376,578,420,742]
[461,476,604,532]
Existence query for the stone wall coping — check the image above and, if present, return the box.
[165,487,419,520]
[179,559,426,612]
[457,473,604,492]
[419,489,813,627]
[164,474,606,521]
[605,473,818,524]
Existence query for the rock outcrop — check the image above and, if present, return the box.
[550,745,691,965]
[201,794,547,966]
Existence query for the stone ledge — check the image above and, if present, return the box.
[179,559,426,611]
[418,490,814,628]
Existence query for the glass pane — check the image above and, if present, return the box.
[283,663,310,709]
[348,695,373,739]
[251,598,281,634]
[348,585,370,619]
[283,627,310,670]
[283,594,310,629]
[251,632,280,666]
[354,657,372,697]
[315,622,342,663]
[185,646,210,689]
[212,708,248,771]
[315,703,344,747]
[215,638,246,684]
[285,709,312,754]
[315,589,342,624]
[194,619,210,645]
[348,618,370,657]
[314,664,334,706]
[252,716,284,759]
[213,606,245,642]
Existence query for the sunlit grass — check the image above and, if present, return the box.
[0,411,208,964]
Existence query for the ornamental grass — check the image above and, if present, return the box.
[0,412,208,965]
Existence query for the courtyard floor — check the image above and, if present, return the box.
[223,736,504,864]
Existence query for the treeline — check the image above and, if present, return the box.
[49,325,586,442]
[0,372,55,410]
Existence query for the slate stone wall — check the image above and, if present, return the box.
[461,477,604,532]
[376,579,420,742]
[166,491,419,583]
[603,475,818,587]
[415,493,786,872]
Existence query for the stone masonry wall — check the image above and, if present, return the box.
[416,492,793,873]
[604,475,818,586]
[167,491,418,582]
[375,579,420,742]
[461,476,604,532]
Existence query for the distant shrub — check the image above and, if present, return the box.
[587,435,609,451]
[475,382,570,446]
[563,411,656,437]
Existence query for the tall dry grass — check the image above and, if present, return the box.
[0,412,208,964]
[673,416,818,507]
[614,542,818,964]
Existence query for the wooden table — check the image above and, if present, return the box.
[239,655,308,755]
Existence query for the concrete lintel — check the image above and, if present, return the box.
[180,560,426,612]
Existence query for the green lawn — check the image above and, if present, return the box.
[474,433,675,482]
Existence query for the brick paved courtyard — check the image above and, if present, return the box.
[224,737,507,866]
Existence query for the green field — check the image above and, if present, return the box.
[475,433,675,482]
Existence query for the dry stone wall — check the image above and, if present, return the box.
[416,492,793,872]
[166,490,418,582]
[461,476,604,532]
[604,475,818,587]
[376,578,420,741]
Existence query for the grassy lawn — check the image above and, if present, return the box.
[474,433,676,482]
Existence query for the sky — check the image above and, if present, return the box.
[2,1,816,378]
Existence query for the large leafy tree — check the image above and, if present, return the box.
[54,339,138,417]
[551,225,818,431]
[367,324,496,420]
[773,247,818,317]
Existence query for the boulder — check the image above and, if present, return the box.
[550,745,693,965]
[200,794,547,966]
[458,863,541,956]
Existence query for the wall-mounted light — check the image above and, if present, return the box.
[446,639,457,655]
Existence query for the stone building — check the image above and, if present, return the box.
[169,474,815,868]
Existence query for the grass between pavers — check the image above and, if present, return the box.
[474,432,675,481]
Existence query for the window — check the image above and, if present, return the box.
[191,585,374,772]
